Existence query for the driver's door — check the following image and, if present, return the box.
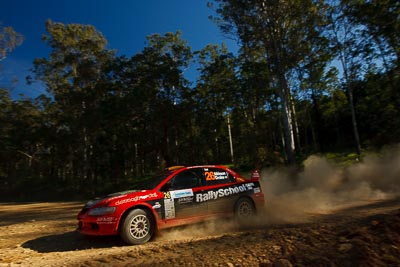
[161,168,207,220]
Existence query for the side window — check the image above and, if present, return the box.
[204,168,235,186]
[170,169,202,190]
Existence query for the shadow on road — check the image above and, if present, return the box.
[17,198,400,254]
[0,202,83,227]
[22,231,126,253]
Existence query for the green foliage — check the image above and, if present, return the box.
[355,70,400,146]
[193,43,237,164]
[343,0,400,68]
[1,0,399,200]
[0,22,24,61]
[324,151,361,167]
[212,0,333,165]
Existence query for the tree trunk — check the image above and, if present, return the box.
[347,85,361,158]
[278,73,295,165]
[290,95,301,152]
[339,54,362,159]
[311,90,323,152]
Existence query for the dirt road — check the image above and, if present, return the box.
[0,199,399,267]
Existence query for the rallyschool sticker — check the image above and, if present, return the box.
[196,183,255,203]
[170,189,194,199]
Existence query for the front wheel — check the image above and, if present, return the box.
[120,209,155,245]
[234,198,256,225]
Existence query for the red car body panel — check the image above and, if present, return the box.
[77,165,264,236]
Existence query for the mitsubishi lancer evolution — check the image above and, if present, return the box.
[77,165,264,245]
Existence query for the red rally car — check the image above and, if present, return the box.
[77,165,264,245]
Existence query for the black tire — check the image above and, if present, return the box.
[234,197,255,224]
[120,209,155,245]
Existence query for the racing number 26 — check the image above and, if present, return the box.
[205,171,216,181]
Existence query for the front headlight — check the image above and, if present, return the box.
[88,206,116,216]
[84,199,102,208]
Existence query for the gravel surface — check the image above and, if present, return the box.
[0,199,399,267]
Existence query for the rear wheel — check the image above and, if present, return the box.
[120,209,154,245]
[234,198,255,224]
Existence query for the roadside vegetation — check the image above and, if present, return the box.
[1,0,399,200]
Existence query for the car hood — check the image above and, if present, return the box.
[84,189,142,208]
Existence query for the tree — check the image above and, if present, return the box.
[31,20,115,188]
[327,2,364,157]
[194,43,238,163]
[0,90,47,197]
[211,0,331,165]
[131,31,192,168]
[0,23,24,62]
[234,47,278,166]
[341,0,400,151]
[343,0,400,69]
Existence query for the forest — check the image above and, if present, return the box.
[0,0,399,200]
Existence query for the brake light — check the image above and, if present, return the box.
[250,170,261,181]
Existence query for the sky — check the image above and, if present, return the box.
[0,0,238,99]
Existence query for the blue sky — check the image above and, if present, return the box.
[0,0,238,98]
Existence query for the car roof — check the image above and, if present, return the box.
[166,165,231,173]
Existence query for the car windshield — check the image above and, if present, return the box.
[131,172,172,190]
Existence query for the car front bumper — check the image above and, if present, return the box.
[77,212,119,236]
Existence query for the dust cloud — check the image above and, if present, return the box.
[159,146,400,240]
[260,146,400,223]
[158,218,237,242]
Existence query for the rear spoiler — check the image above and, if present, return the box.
[165,166,185,171]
